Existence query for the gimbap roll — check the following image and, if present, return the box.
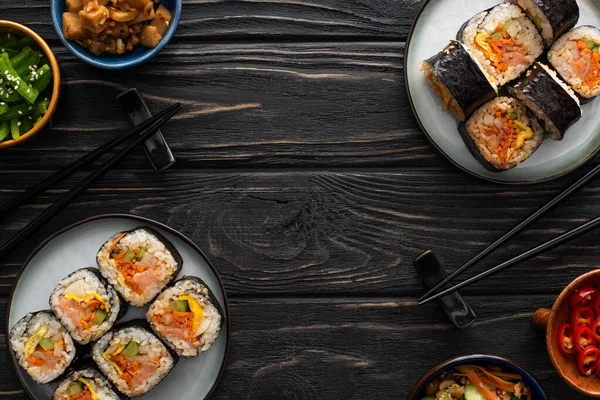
[50,268,126,345]
[92,321,177,397]
[459,96,544,171]
[459,3,544,86]
[97,227,182,307]
[548,26,600,101]
[421,40,498,121]
[507,0,579,48]
[509,62,582,140]
[147,276,223,358]
[54,368,121,400]
[9,311,76,384]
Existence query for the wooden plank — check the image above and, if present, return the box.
[3,0,422,42]
[0,42,435,169]
[1,170,598,297]
[0,295,584,398]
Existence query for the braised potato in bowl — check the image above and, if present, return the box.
[62,0,172,56]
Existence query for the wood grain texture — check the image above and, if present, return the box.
[0,296,590,399]
[0,170,598,298]
[0,42,433,169]
[3,0,423,41]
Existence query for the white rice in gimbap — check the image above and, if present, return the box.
[507,0,579,48]
[460,3,544,86]
[54,368,120,400]
[548,26,600,99]
[93,324,176,397]
[9,311,76,384]
[97,227,181,307]
[50,268,123,345]
[147,277,223,358]
[462,97,543,170]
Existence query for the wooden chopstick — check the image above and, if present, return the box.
[0,102,182,220]
[418,215,600,305]
[417,162,600,303]
[0,103,182,260]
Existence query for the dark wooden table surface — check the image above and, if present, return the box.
[1,1,599,398]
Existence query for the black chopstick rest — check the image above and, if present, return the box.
[413,251,476,329]
[117,88,176,172]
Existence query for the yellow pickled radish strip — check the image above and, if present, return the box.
[178,295,203,332]
[112,344,126,356]
[514,120,534,149]
[64,293,108,309]
[475,33,494,59]
[78,378,98,400]
[103,352,124,376]
[24,324,49,356]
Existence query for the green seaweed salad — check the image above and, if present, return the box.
[0,32,53,142]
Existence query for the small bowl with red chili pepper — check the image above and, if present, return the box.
[535,269,600,397]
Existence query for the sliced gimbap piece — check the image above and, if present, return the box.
[54,368,121,400]
[97,227,182,307]
[92,321,178,398]
[9,310,77,384]
[459,96,543,171]
[458,3,544,86]
[421,40,498,121]
[50,268,126,345]
[147,276,223,358]
[509,62,582,140]
[507,0,579,48]
[548,26,600,101]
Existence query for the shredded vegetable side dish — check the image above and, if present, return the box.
[421,365,532,400]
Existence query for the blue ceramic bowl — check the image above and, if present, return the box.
[406,355,548,400]
[50,0,181,70]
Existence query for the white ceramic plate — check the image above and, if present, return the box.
[7,214,229,400]
[405,0,600,184]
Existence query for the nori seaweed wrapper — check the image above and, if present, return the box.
[509,63,581,139]
[424,40,497,120]
[528,0,579,46]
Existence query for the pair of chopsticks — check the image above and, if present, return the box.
[418,163,600,305]
[0,102,182,260]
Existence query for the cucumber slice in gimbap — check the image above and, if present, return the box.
[121,341,140,357]
[169,300,190,312]
[93,309,108,325]
[38,338,54,350]
[66,381,84,396]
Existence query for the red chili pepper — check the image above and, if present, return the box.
[578,346,600,376]
[570,286,599,308]
[557,323,576,354]
[574,326,597,352]
[592,317,600,342]
[572,306,595,328]
[593,294,600,318]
